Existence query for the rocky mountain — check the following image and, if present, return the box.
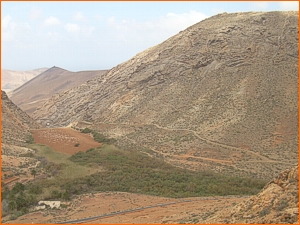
[205,165,299,224]
[9,66,108,115]
[1,68,48,93]
[2,91,41,147]
[32,11,298,179]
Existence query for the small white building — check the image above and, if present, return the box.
[38,201,61,209]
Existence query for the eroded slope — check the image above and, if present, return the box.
[205,165,299,224]
[2,91,41,147]
[32,11,298,179]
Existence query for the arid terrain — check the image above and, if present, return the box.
[2,146,38,188]
[1,10,299,224]
[2,91,41,147]
[4,192,245,224]
[1,90,43,198]
[9,67,108,115]
[1,68,48,93]
[32,11,298,180]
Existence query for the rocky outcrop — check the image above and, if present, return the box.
[2,91,41,147]
[205,165,299,224]
[32,11,298,179]
[9,67,108,115]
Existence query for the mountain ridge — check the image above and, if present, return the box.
[9,67,108,115]
[2,68,48,93]
[32,11,298,179]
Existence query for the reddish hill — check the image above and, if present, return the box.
[2,68,48,93]
[9,66,108,115]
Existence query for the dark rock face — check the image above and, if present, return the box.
[32,11,298,179]
[2,91,41,146]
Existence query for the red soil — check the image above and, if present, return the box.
[31,128,102,154]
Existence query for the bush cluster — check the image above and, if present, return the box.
[68,146,266,198]
[81,128,116,144]
[2,182,37,219]
[25,135,34,144]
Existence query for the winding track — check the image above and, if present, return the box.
[95,121,292,165]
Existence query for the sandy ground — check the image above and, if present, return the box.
[4,192,246,224]
[1,154,37,188]
[31,128,102,154]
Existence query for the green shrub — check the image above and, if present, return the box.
[81,128,92,133]
[259,207,271,217]
[9,211,22,221]
[277,198,289,210]
[25,135,34,144]
[28,185,42,194]
[11,183,25,195]
[86,148,95,153]
[92,131,116,144]
[51,190,61,199]
[74,143,80,147]
[61,204,67,209]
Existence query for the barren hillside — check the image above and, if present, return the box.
[9,66,108,115]
[205,165,298,224]
[2,91,42,187]
[32,11,298,179]
[2,91,41,147]
[1,68,48,93]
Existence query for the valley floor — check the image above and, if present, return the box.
[4,192,246,224]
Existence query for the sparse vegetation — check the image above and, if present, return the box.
[259,207,271,217]
[81,128,92,133]
[277,198,289,210]
[74,143,80,147]
[2,182,37,220]
[25,134,34,144]
[81,128,116,144]
[67,144,266,198]
[30,169,37,179]
[5,142,266,218]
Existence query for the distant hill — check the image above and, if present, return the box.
[32,11,298,179]
[2,68,48,93]
[9,66,108,115]
[2,91,41,147]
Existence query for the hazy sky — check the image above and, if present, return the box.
[2,1,299,71]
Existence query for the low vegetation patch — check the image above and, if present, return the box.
[2,182,35,219]
[67,145,266,198]
[81,128,116,144]
[2,141,267,221]
[25,134,34,144]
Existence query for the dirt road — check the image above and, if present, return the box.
[4,192,246,224]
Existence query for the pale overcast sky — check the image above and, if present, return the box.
[1,1,299,71]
